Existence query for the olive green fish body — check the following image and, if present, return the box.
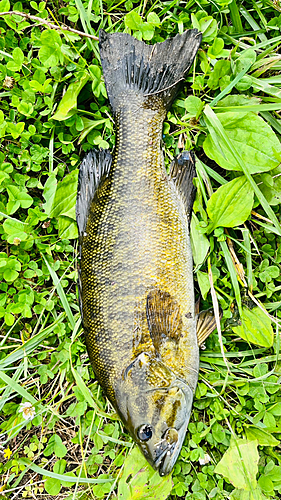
[77,30,202,475]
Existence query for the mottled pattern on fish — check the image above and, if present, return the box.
[76,29,202,475]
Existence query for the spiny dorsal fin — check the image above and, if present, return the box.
[169,151,196,221]
[197,308,219,347]
[146,289,183,353]
[76,149,112,236]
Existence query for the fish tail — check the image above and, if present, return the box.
[99,29,202,114]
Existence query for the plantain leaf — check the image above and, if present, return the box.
[50,169,78,220]
[204,111,281,174]
[52,71,89,121]
[118,446,173,500]
[215,437,259,490]
[232,307,274,348]
[191,213,210,268]
[245,426,280,447]
[207,176,254,232]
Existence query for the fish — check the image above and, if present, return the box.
[76,29,214,476]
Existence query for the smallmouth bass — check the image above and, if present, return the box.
[76,29,210,475]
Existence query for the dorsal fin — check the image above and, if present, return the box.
[169,151,196,221]
[146,290,183,353]
[76,149,112,327]
[76,149,112,236]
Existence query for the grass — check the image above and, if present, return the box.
[0,0,281,499]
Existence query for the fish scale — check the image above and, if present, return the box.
[76,29,203,475]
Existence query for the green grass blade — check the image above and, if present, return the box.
[0,367,23,412]
[74,0,99,55]
[251,77,281,98]
[19,459,114,483]
[0,370,38,405]
[203,105,281,236]
[220,240,242,316]
[240,6,267,42]
[215,103,281,113]
[241,228,253,291]
[229,0,243,33]
[42,254,75,329]
[0,314,65,370]
[202,163,228,185]
[260,111,281,134]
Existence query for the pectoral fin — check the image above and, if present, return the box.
[146,289,183,353]
[196,308,219,347]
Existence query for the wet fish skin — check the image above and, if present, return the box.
[76,30,202,475]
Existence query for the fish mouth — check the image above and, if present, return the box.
[155,430,184,477]
[155,383,194,476]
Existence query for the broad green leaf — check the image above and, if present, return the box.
[43,173,57,216]
[58,216,78,239]
[207,176,254,232]
[232,307,274,348]
[215,438,259,490]
[245,426,280,446]
[118,446,173,500]
[203,105,281,236]
[43,434,67,458]
[125,11,142,30]
[184,96,204,119]
[6,185,33,209]
[215,94,260,110]
[52,72,89,121]
[268,402,281,416]
[258,476,274,495]
[3,219,28,244]
[140,22,154,41]
[53,459,66,474]
[39,45,61,68]
[6,47,24,71]
[204,112,281,174]
[191,13,218,42]
[50,169,78,219]
[196,270,210,300]
[147,12,160,25]
[60,472,77,488]
[6,122,25,139]
[78,117,107,143]
[44,477,61,496]
[191,213,210,268]
[0,0,10,12]
[207,37,224,58]
[230,486,268,500]
[39,30,63,67]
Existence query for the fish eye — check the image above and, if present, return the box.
[137,424,153,442]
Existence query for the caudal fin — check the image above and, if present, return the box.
[99,29,202,113]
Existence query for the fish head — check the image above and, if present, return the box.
[115,352,194,476]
